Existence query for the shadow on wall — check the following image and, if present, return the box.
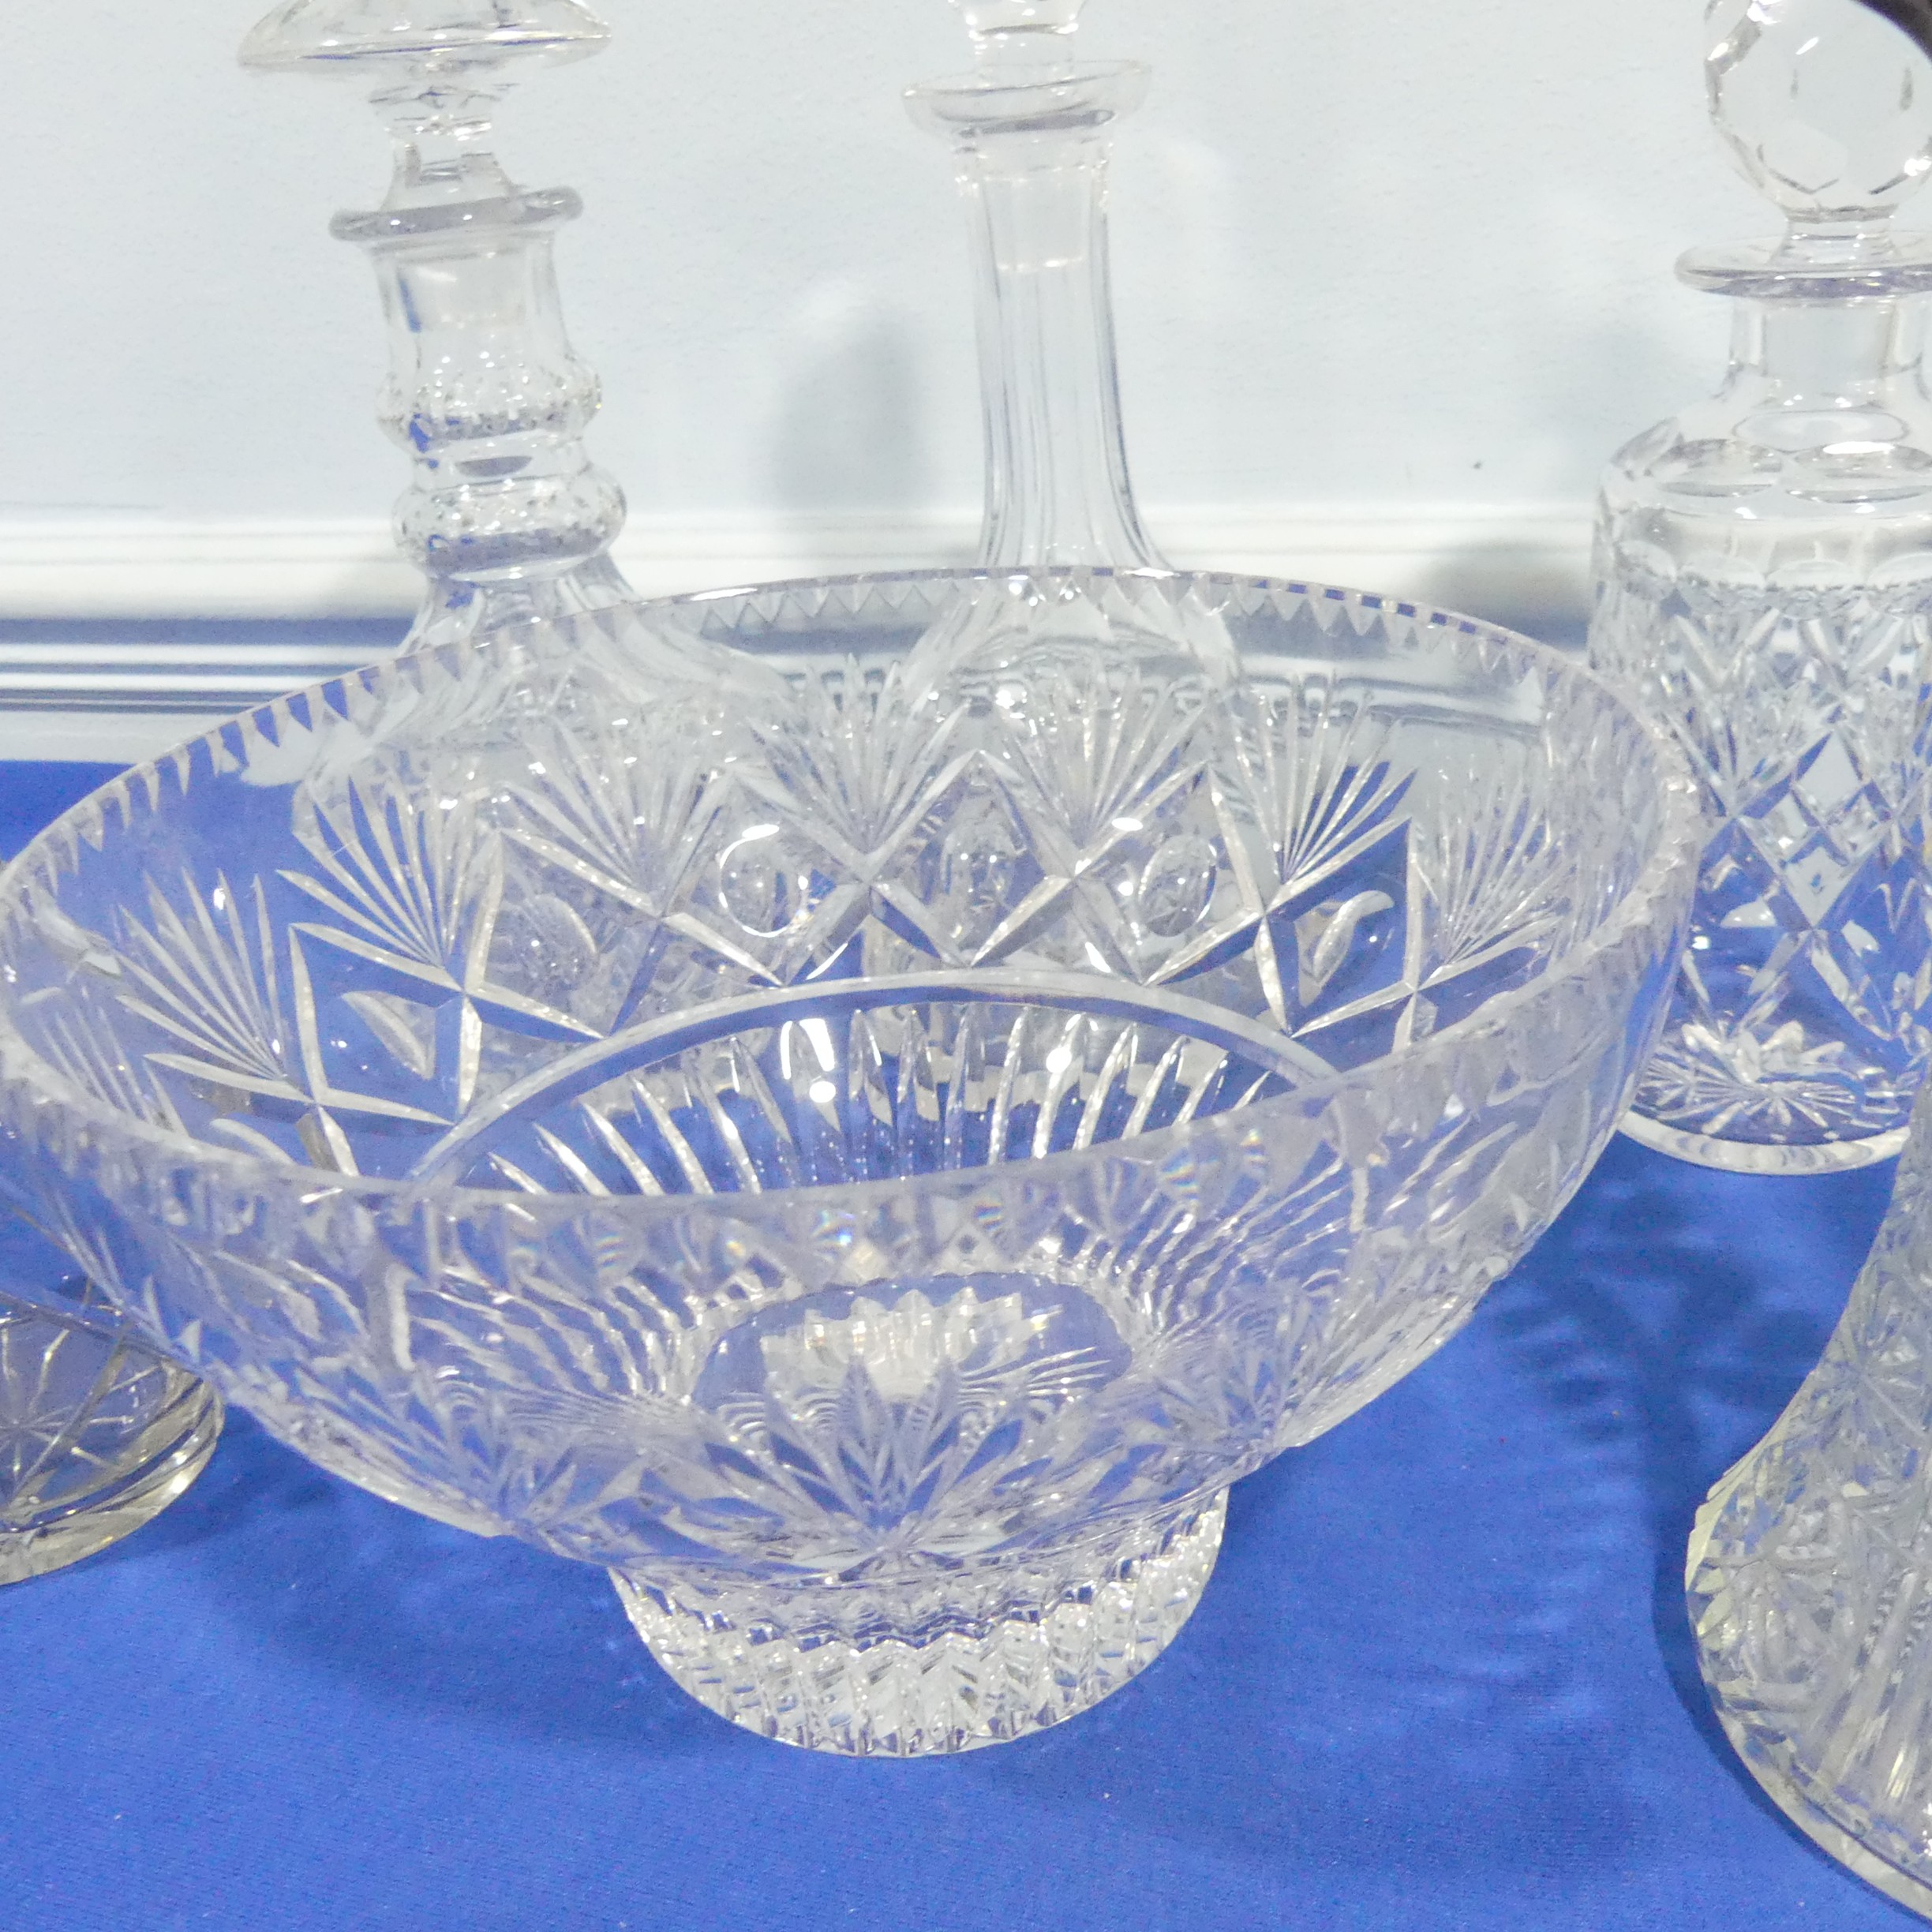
[769,279,937,519]
[1410,534,1595,643]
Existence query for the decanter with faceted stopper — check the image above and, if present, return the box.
[1591,0,1932,1174]
[241,0,633,648]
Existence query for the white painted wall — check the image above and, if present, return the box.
[0,0,1774,612]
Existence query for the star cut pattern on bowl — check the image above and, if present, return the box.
[0,568,1699,1753]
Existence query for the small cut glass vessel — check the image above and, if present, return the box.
[1691,1061,1932,1918]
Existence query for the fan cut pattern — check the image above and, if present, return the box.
[0,570,1697,1752]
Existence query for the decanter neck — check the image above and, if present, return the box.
[374,77,521,207]
[240,3,629,648]
[331,84,631,649]
[909,61,1161,571]
[1724,292,1923,403]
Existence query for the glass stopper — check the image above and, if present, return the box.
[1708,0,1932,244]
[954,0,1086,76]
[240,1,608,73]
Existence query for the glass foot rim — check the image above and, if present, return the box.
[1619,1112,1907,1174]
[615,1492,1227,1758]
[0,1381,223,1586]
[1705,1707,1932,1921]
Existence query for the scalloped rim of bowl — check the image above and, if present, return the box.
[0,568,1705,1230]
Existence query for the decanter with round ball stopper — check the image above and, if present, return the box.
[1591,0,1932,1174]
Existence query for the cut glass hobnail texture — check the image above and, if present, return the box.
[0,569,1699,1752]
[1591,0,1932,1174]
[1691,1072,1932,1919]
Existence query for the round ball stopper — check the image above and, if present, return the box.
[1707,0,1932,225]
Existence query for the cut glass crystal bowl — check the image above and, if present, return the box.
[0,569,1699,1754]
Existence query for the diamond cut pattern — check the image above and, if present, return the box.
[1596,550,1932,1148]
[0,571,1694,1739]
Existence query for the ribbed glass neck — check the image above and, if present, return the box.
[911,60,1162,571]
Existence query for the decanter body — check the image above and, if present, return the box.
[242,1,633,648]
[1592,0,1932,1174]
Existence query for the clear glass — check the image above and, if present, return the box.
[1591,0,1932,1174]
[0,1215,219,1585]
[0,0,232,1579]
[1690,1069,1932,1918]
[241,1,634,648]
[0,573,1699,1753]
[907,0,1162,569]
[0,0,1694,1753]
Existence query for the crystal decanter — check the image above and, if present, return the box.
[1592,0,1932,1174]
[241,0,633,649]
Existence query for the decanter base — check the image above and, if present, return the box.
[1689,1447,1932,1918]
[0,1301,223,1586]
[612,1494,1226,1757]
[1709,1733,1932,1923]
[1619,1110,1907,1174]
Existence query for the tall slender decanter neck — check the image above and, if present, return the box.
[908,0,1162,571]
[240,0,631,647]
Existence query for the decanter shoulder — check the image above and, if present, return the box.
[1600,365,1932,523]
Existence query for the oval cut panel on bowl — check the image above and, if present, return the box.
[0,569,1699,1754]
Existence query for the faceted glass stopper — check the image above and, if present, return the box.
[1708,0,1932,226]
[241,0,608,72]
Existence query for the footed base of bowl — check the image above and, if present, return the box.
[1619,1110,1906,1175]
[613,1494,1226,1757]
[0,1301,223,1586]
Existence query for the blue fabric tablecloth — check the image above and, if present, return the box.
[0,760,1917,1930]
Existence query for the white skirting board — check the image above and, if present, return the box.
[0,504,1597,763]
